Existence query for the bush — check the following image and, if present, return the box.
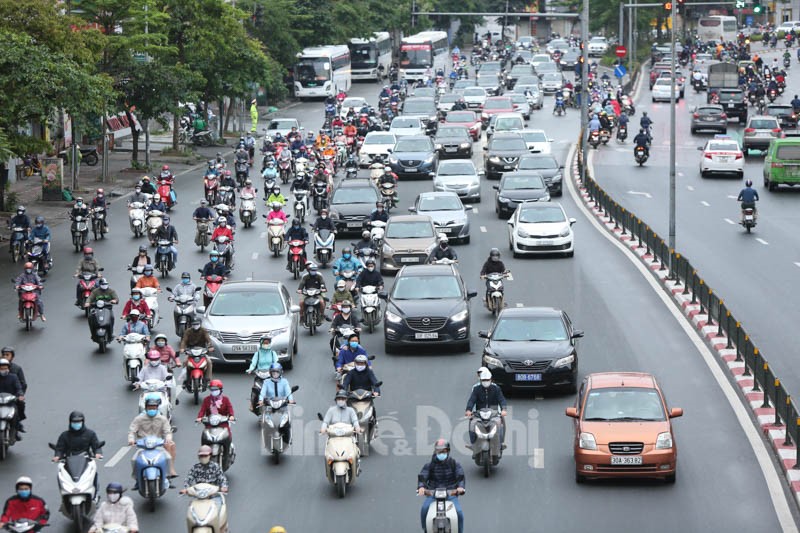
[749,33,764,42]
[778,30,786,39]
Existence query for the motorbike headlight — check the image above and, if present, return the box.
[450,309,468,322]
[655,431,673,449]
[385,311,402,323]
[559,226,571,238]
[483,355,504,368]
[553,354,574,368]
[435,143,443,150]
[579,432,597,450]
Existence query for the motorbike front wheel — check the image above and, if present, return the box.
[193,378,201,405]
[335,474,347,498]
[147,479,158,512]
[0,432,8,460]
[99,337,107,353]
[23,308,32,331]
[71,504,87,530]
[10,242,20,263]
[482,449,491,478]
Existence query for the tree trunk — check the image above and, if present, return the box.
[218,99,225,140]
[126,109,140,162]
[223,99,232,135]
[0,162,7,212]
[172,113,179,152]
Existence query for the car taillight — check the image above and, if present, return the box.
[772,128,782,133]
[704,153,713,159]
[720,113,727,119]
[744,128,755,133]
[693,113,699,119]
[735,152,743,160]
[772,162,784,168]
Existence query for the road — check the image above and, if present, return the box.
[590,44,800,396]
[0,67,795,532]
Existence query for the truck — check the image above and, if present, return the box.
[707,62,746,122]
[707,62,738,93]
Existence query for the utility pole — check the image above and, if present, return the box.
[627,0,634,74]
[579,0,588,183]
[619,1,624,47]
[668,1,677,252]
[503,0,510,42]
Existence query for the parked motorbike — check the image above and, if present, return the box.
[128,202,146,238]
[139,286,160,330]
[118,332,147,385]
[166,287,200,338]
[348,387,380,457]
[260,386,299,464]
[132,436,171,511]
[239,193,257,228]
[483,271,510,316]
[47,441,105,531]
[0,392,19,460]
[199,414,236,472]
[59,146,99,166]
[318,419,360,498]
[634,145,648,166]
[470,408,503,477]
[70,215,90,252]
[314,229,335,267]
[184,346,210,405]
[88,300,114,353]
[359,285,382,333]
[8,227,26,263]
[190,130,213,147]
[184,483,228,533]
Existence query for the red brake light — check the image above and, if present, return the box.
[693,113,699,119]
[744,128,755,133]
[704,153,713,159]
[720,113,727,119]
[772,162,784,168]
[735,152,743,160]
[772,128,782,133]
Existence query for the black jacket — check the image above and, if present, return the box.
[312,217,336,233]
[418,454,465,490]
[0,373,23,396]
[479,259,506,276]
[201,262,230,278]
[298,273,326,292]
[10,363,26,393]
[331,313,358,331]
[54,426,104,459]
[156,225,179,242]
[356,269,383,289]
[429,246,457,262]
[465,382,507,411]
[342,367,381,393]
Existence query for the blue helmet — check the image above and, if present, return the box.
[144,393,161,406]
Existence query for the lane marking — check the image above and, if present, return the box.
[724,218,736,225]
[756,237,769,245]
[627,190,653,198]
[701,201,710,206]
[472,207,479,214]
[251,252,259,260]
[515,303,523,308]
[687,185,695,191]
[480,226,487,233]
[727,195,738,199]
[532,448,545,469]
[794,262,800,268]
[105,446,132,468]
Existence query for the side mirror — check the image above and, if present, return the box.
[478,170,486,176]
[507,219,514,225]
[669,407,683,418]
[368,355,376,360]
[408,206,416,213]
[569,218,577,225]
[386,148,392,153]
[696,146,703,151]
[565,407,578,418]
[378,291,388,300]
[290,304,301,313]
[165,287,173,293]
[48,442,56,451]
[571,329,584,339]
[467,291,478,299]
[464,204,473,210]
[291,385,300,393]
[375,381,384,387]
[483,146,488,150]
[197,306,206,314]
[492,185,499,190]
[194,286,202,292]
[478,330,489,338]
[197,269,203,274]
[317,413,324,421]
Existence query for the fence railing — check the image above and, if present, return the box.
[576,142,800,461]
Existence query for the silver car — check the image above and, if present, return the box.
[540,72,565,94]
[434,159,483,202]
[201,280,300,368]
[513,84,542,110]
[410,191,471,244]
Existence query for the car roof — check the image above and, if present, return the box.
[395,135,430,142]
[388,214,433,223]
[586,372,658,389]
[217,280,283,292]
[397,263,458,276]
[519,200,563,209]
[335,178,375,189]
[494,112,524,119]
[491,132,525,140]
[418,191,463,200]
[504,171,545,179]
[498,306,563,318]
[405,96,436,103]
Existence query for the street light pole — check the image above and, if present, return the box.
[668,2,677,252]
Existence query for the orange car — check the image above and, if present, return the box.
[565,372,683,484]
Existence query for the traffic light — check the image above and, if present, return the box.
[676,0,685,14]
[753,2,763,13]
[663,1,672,10]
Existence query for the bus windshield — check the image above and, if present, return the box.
[400,45,433,69]
[351,44,377,68]
[294,58,330,86]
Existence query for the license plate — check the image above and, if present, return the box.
[610,456,643,465]
[704,117,715,121]
[438,227,453,233]
[787,169,800,178]
[728,103,734,108]
[415,332,438,339]
[538,239,554,246]
[400,257,419,263]
[504,165,514,170]
[347,222,363,228]
[718,156,731,163]
[405,168,418,172]
[232,344,258,352]
[515,373,542,381]
[445,147,457,153]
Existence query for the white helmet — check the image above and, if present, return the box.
[477,367,492,380]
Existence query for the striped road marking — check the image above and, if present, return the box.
[105,446,132,468]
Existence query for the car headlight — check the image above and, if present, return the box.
[489,157,501,163]
[435,144,443,150]
[423,156,435,164]
[483,355,504,368]
[388,156,398,164]
[385,311,402,323]
[382,242,394,254]
[450,310,468,322]
[579,432,597,450]
[553,354,574,368]
[517,228,530,238]
[559,227,571,238]
[552,173,562,182]
[540,194,551,202]
[459,142,471,148]
[206,329,222,340]
[266,327,289,337]
[498,196,510,203]
[655,431,673,450]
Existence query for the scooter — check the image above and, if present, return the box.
[166,286,201,338]
[8,227,26,263]
[157,179,176,211]
[483,271,510,316]
[235,161,249,187]
[599,129,610,145]
[137,378,174,423]
[348,387,380,457]
[616,124,628,142]
[200,273,224,308]
[47,441,105,532]
[184,483,229,533]
[263,171,278,192]
[88,300,114,353]
[249,370,270,416]
[155,239,174,278]
[0,392,19,460]
[132,436,170,512]
[293,191,308,223]
[76,271,100,317]
[118,333,147,385]
[314,229,335,267]
[15,282,41,332]
[266,218,286,257]
[139,286,160,330]
[330,324,357,361]
[369,220,386,248]
[2,518,45,532]
[218,185,235,208]
[318,419,360,498]
[71,215,90,252]
[336,268,358,293]
[194,219,212,251]
[369,162,385,182]
[146,210,164,246]
[588,130,600,149]
[359,285,382,334]
[204,174,220,205]
[422,488,461,533]
[127,265,144,290]
[379,182,397,210]
[184,346,210,405]
[742,206,757,233]
[26,238,51,276]
[199,415,236,472]
[634,145,648,166]
[301,288,324,335]
[128,201,146,238]
[312,181,329,212]
[214,236,234,269]
[260,386,300,464]
[239,192,257,228]
[278,156,293,184]
[288,239,308,280]
[553,96,566,116]
[471,408,503,477]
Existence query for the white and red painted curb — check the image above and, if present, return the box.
[570,158,800,507]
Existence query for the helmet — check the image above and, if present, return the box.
[335,390,348,400]
[99,277,109,287]
[354,354,368,364]
[16,206,25,214]
[162,215,170,224]
[83,246,93,255]
[69,411,85,424]
[35,216,44,225]
[0,359,9,367]
[438,234,449,243]
[146,349,161,361]
[320,208,329,216]
[365,257,376,266]
[746,179,753,187]
[96,188,104,195]
[269,362,283,373]
[23,261,33,270]
[128,309,141,317]
[342,246,352,255]
[642,111,648,116]
[269,528,287,533]
[217,216,227,224]
[191,317,202,326]
[224,170,232,177]
[144,393,161,406]
[15,476,33,489]
[489,248,501,260]
[161,165,170,172]
[362,230,370,239]
[154,333,168,345]
[259,335,272,344]
[245,179,252,185]
[209,379,223,390]
[143,264,153,275]
[210,250,220,258]
[131,288,142,296]
[306,262,318,271]
[477,366,492,380]
[138,245,147,253]
[200,199,208,205]
[433,438,450,453]
[106,482,124,494]
[1,347,14,357]
[336,280,346,290]
[198,445,213,456]
[272,202,281,210]
[291,218,301,227]
[181,271,191,279]
[383,166,391,173]
[376,201,384,208]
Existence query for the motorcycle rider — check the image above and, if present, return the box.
[7,206,30,252]
[200,250,230,279]
[297,262,327,324]
[341,354,381,394]
[284,218,309,271]
[180,446,228,495]
[369,201,389,223]
[333,247,363,281]
[335,333,369,374]
[479,248,507,301]
[89,483,138,533]
[196,380,235,455]
[0,348,26,416]
[121,288,150,322]
[29,216,51,265]
[353,230,373,255]
[118,309,150,340]
[465,367,507,447]
[87,277,118,309]
[70,197,90,221]
[154,215,179,268]
[210,216,235,259]
[90,188,109,232]
[266,202,288,223]
[0,477,49,530]
[792,94,800,113]
[136,350,175,405]
[134,264,160,291]
[312,208,337,234]
[52,411,104,462]
[417,439,465,533]
[129,184,149,206]
[633,128,650,158]
[246,336,279,374]
[172,272,199,303]
[587,114,601,135]
[14,262,45,321]
[257,364,295,440]
[266,186,287,206]
[240,178,257,199]
[319,390,362,434]
[192,198,215,222]
[131,245,151,270]
[331,279,356,308]
[737,179,760,223]
[0,359,25,436]
[147,194,167,214]
[356,257,384,292]
[152,333,180,368]
[127,394,177,480]
[639,111,653,139]
[330,301,360,342]
[180,318,214,385]
[139,176,157,195]
[598,111,611,132]
[428,235,457,263]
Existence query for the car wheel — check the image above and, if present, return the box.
[652,98,656,103]
[508,236,514,251]
[575,471,587,484]
[384,341,395,354]
[284,352,294,370]
[456,340,470,353]
[665,472,676,484]
[722,129,727,134]
[700,171,706,179]
[554,189,563,197]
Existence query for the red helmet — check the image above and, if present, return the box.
[161,165,170,171]
[146,349,161,360]
[224,170,232,177]
[209,379,223,390]
[83,246,93,255]
[96,188,104,195]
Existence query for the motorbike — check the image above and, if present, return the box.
[204,174,220,205]
[1,518,45,532]
[616,124,628,142]
[348,387,380,457]
[190,130,213,147]
[137,378,174,422]
[483,271,510,316]
[166,286,201,338]
[214,235,234,269]
[471,408,503,477]
[127,264,144,290]
[312,181,329,212]
[132,436,171,511]
[369,220,386,248]
[785,57,792,68]
[194,219,212,252]
[588,130,600,149]
[330,324,357,361]
[139,286,160,330]
[47,441,105,531]
[26,238,51,276]
[359,285,382,333]
[278,156,293,184]
[239,193,257,228]
[146,210,164,246]
[249,370,270,416]
[0,392,19,460]
[218,185,235,208]
[184,483,228,533]
[318,419,360,498]
[266,218,286,257]
[553,96,566,116]
[76,271,100,316]
[293,191,308,223]
[88,300,114,353]
[634,145,648,166]
[200,273,224,307]
[155,239,175,278]
[314,229,335,267]
[379,182,397,210]
[59,145,99,166]
[128,201,146,238]
[369,162,385,182]
[692,76,707,92]
[288,239,307,280]
[118,332,147,385]
[263,170,278,192]
[199,414,236,472]
[235,161,249,188]
[157,180,175,211]
[8,227,26,263]
[70,215,90,252]
[184,346,211,405]
[599,129,610,145]
[422,488,460,533]
[768,88,778,103]
[742,206,757,233]
[301,288,324,335]
[748,92,758,107]
[260,386,300,464]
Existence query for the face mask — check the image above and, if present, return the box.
[132,295,141,301]
[343,253,351,260]
[149,360,160,367]
[199,456,211,465]
[481,380,491,388]
[210,389,221,397]
[97,194,104,199]
[436,453,448,462]
[440,243,448,249]
[261,344,271,350]
[349,341,358,349]
[192,325,201,330]
[108,493,121,503]
[17,490,31,499]
[342,307,351,315]
[156,340,166,347]
[146,409,158,417]
[355,364,366,372]
[377,208,383,212]
[25,269,32,274]
[71,422,83,431]
[321,215,327,220]
[100,284,109,290]
[130,317,139,323]
[210,257,218,263]
[0,370,8,377]
[36,223,43,228]
[182,278,190,285]
[76,202,83,207]
[336,400,347,408]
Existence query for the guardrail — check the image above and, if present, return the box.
[575,141,800,463]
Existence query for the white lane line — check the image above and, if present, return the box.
[727,195,738,199]
[687,185,695,191]
[472,207,478,214]
[678,172,684,177]
[701,201,710,206]
[756,238,769,245]
[515,303,523,308]
[724,218,736,225]
[794,262,800,268]
[251,252,259,260]
[627,190,653,198]
[532,448,545,469]
[480,226,487,233]
[105,446,132,468]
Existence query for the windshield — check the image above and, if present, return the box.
[350,43,377,68]
[495,118,523,130]
[209,290,285,316]
[364,134,394,145]
[522,131,547,143]
[332,187,378,205]
[268,120,295,130]
[490,138,527,151]
[493,316,567,341]
[484,99,512,110]
[777,145,800,159]
[707,142,739,151]
[446,111,476,123]
[386,221,434,239]
[403,100,435,114]
[477,77,498,87]
[542,73,562,81]
[399,45,433,69]
[436,127,468,139]
[504,175,545,190]
[582,387,666,421]
[519,206,566,223]
[419,195,463,211]
[392,275,461,299]
[767,106,792,115]
[391,118,420,129]
[518,157,558,170]
[438,161,475,175]
[294,58,330,86]
[463,88,486,97]
[750,119,778,129]
[342,98,366,109]
[439,95,460,104]
[394,139,432,152]
[480,63,501,73]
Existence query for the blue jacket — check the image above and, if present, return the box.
[120,320,150,336]
[247,348,279,372]
[588,117,601,131]
[30,226,51,240]
[336,345,369,369]
[259,377,294,402]
[465,383,507,411]
[333,257,362,276]
[738,187,759,204]
[417,454,465,490]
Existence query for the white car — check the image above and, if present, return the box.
[540,73,565,93]
[587,37,609,57]
[517,36,535,49]
[389,117,425,138]
[462,87,488,110]
[530,54,551,66]
[546,39,569,55]
[339,97,369,118]
[520,129,552,154]
[359,132,397,167]
[507,201,575,257]
[265,118,301,140]
[699,135,744,178]
[651,78,681,102]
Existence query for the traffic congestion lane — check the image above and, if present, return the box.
[0,77,793,531]
[590,46,800,394]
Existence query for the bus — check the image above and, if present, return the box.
[293,45,351,99]
[398,30,450,81]
[349,32,393,82]
[697,16,738,44]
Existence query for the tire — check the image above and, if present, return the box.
[746,225,751,233]
[690,128,696,134]
[176,323,185,339]
[273,450,281,464]
[665,472,676,484]
[193,378,200,405]
[99,338,107,353]
[565,250,574,258]
[482,450,491,477]
[309,316,316,336]
[0,435,7,460]
[24,308,33,331]
[11,242,19,263]
[146,479,158,511]
[367,316,375,334]
[335,474,347,498]
[83,153,99,166]
[359,433,370,457]
[72,505,87,531]
[284,349,294,370]
[492,296,501,316]
[462,235,470,244]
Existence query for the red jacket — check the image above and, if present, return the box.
[197,395,235,430]
[122,299,151,317]
[211,226,234,243]
[1,494,49,525]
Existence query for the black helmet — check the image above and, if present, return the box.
[138,245,147,253]
[335,390,348,400]
[745,179,753,187]
[434,438,450,453]
[69,411,85,424]
[292,218,301,227]
[106,482,124,494]
[191,317,202,326]
[1,346,14,357]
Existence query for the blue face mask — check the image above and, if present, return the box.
[343,253,351,260]
[132,295,141,301]
[17,489,30,499]
[436,453,448,462]
[182,278,190,285]
[210,257,218,263]
[349,341,358,349]
[145,409,158,417]
[70,422,83,431]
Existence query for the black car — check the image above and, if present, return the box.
[516,155,564,196]
[329,178,379,234]
[381,264,477,353]
[494,171,550,218]
[477,75,503,97]
[477,61,506,87]
[506,64,533,90]
[479,307,583,393]
[484,132,529,180]
[401,97,440,135]
[709,88,747,122]
[388,135,438,179]
[765,103,798,129]
[434,126,473,159]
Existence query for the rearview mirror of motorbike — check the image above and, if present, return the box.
[291,386,300,393]
[197,306,206,314]
[317,413,324,421]
[375,381,383,387]
[195,287,202,292]
[97,440,106,448]
[378,292,388,300]
[48,442,56,450]
[166,287,173,293]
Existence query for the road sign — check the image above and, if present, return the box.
[615,45,627,58]
[614,65,627,79]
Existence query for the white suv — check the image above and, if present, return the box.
[587,37,609,57]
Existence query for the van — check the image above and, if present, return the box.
[763,138,800,190]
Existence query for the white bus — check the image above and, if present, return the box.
[293,45,351,99]
[349,32,393,82]
[697,16,738,44]
[398,30,450,81]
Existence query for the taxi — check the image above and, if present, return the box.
[699,135,744,179]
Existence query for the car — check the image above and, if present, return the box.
[484,132,530,180]
[764,103,798,130]
[513,50,534,64]
[479,307,582,393]
[742,115,782,155]
[517,36,535,49]
[512,84,543,109]
[201,280,299,367]
[517,155,564,196]
[507,200,574,256]
[540,72,565,94]
[401,97,440,135]
[445,110,482,141]
[530,54,551,66]
[587,36,609,56]
[451,79,475,93]
[480,96,515,128]
[507,64,533,90]
[381,263,477,352]
[329,178,379,233]
[476,75,503,96]
[560,49,580,68]
[508,93,532,120]
[546,38,570,55]
[487,112,525,139]
[693,52,714,65]
[651,78,681,102]
[410,86,437,99]
[494,171,551,218]
[698,135,743,179]
[533,62,559,79]
[266,118,301,140]
[437,93,464,114]
[763,138,800,190]
[379,214,438,274]
[434,159,483,203]
[711,88,747,123]
[655,69,685,97]
[387,135,438,179]
[514,75,542,89]
[690,104,727,134]
[339,97,369,118]
[389,116,426,138]
[519,129,552,154]
[409,191,471,244]
[477,61,505,85]
[566,372,683,483]
[434,126,473,159]
[462,87,489,110]
[358,131,397,167]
